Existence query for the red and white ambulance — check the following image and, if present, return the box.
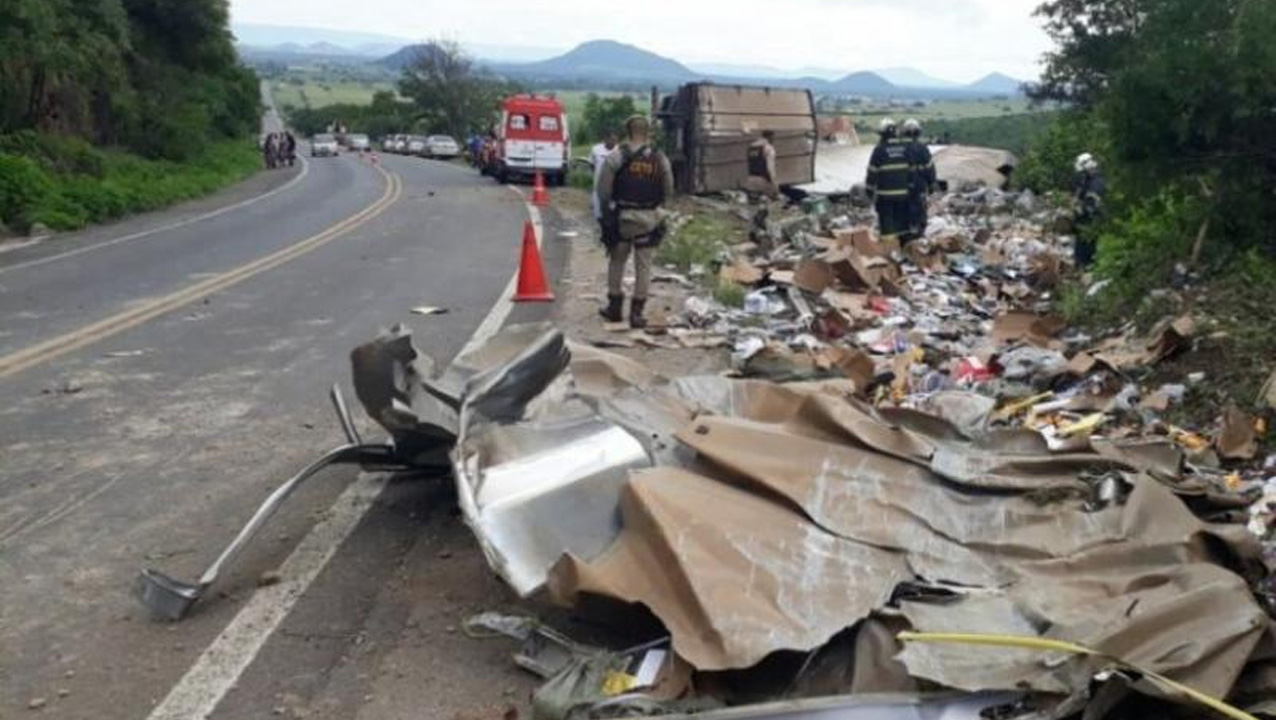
[484,94,570,185]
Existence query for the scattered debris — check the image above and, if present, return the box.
[410,306,449,316]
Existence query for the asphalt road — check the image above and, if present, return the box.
[0,147,566,718]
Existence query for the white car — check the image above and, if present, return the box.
[407,135,429,156]
[310,133,339,157]
[425,135,461,159]
[392,135,409,154]
[347,133,370,152]
[382,135,398,152]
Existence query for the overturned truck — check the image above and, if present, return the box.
[659,83,818,195]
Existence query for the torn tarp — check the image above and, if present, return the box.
[442,325,1271,716]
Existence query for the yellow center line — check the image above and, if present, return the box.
[0,167,403,380]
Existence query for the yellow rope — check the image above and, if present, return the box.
[897,632,1259,720]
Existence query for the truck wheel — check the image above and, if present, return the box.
[495,166,508,184]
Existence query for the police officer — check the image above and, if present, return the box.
[902,118,936,241]
[866,118,913,243]
[596,114,674,329]
[743,130,779,199]
[1072,153,1106,267]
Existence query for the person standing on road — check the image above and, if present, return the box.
[590,131,619,223]
[902,118,936,241]
[742,130,779,199]
[1072,153,1106,267]
[596,115,674,330]
[264,133,279,169]
[865,118,914,243]
[283,131,297,168]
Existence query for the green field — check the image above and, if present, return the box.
[269,78,396,110]
[836,96,1038,123]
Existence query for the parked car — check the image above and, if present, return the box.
[346,133,370,152]
[481,94,570,185]
[406,135,429,156]
[382,135,399,152]
[311,133,340,158]
[425,135,461,159]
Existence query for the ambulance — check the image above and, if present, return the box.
[485,94,570,185]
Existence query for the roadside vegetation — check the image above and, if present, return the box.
[0,132,258,232]
[0,0,260,234]
[281,41,517,142]
[1014,0,1276,420]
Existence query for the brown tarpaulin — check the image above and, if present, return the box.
[542,359,1269,700]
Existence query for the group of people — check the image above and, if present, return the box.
[583,112,1109,331]
[262,132,297,170]
[866,117,937,245]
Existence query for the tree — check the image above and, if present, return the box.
[397,41,517,138]
[1031,0,1276,269]
[579,93,638,144]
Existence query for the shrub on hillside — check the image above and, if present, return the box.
[0,154,53,229]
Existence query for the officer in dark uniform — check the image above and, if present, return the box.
[902,118,936,241]
[865,118,914,243]
[596,115,674,329]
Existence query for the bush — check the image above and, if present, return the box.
[567,165,594,190]
[0,135,258,233]
[927,112,1057,156]
[0,154,54,228]
[1016,113,1107,194]
[657,216,728,272]
[0,131,105,177]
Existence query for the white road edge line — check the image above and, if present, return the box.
[144,184,545,720]
[0,155,311,275]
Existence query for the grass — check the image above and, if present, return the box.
[714,279,747,308]
[657,215,736,272]
[271,78,396,109]
[0,134,261,232]
[846,97,1038,123]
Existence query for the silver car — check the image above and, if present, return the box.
[346,133,370,152]
[425,135,461,159]
[406,135,429,156]
[311,133,339,157]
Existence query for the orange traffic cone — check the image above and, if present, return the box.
[532,171,550,207]
[513,221,554,303]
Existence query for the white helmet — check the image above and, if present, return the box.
[879,118,898,134]
[903,118,922,135]
[1075,152,1098,173]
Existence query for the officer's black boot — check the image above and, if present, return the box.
[629,297,648,330]
[599,294,624,323]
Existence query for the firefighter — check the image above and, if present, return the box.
[1072,153,1106,267]
[596,114,674,329]
[742,130,779,199]
[902,118,936,241]
[865,118,913,243]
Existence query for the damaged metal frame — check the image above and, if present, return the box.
[449,325,652,596]
[134,385,412,621]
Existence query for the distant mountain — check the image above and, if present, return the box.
[232,22,411,49]
[688,62,793,79]
[376,44,430,71]
[503,40,698,82]
[873,67,960,89]
[829,71,897,95]
[966,72,1025,95]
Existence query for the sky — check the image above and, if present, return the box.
[229,0,1052,82]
